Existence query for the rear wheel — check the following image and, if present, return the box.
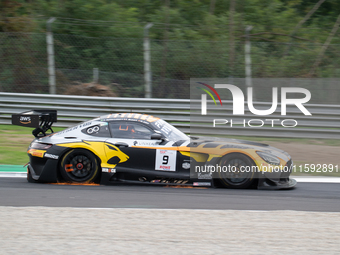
[218,153,256,189]
[60,149,99,183]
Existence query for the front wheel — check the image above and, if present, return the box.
[218,153,256,189]
[60,149,100,183]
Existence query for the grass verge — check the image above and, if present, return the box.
[0,124,64,165]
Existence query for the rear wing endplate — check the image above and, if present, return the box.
[12,110,57,137]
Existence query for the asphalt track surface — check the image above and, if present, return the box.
[1,177,340,212]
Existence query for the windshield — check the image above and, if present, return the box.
[153,119,189,142]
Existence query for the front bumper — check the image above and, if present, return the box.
[27,157,59,183]
[258,178,297,190]
[257,160,296,190]
[27,145,69,183]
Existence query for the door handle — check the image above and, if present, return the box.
[114,142,129,148]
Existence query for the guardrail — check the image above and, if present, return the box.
[0,92,339,139]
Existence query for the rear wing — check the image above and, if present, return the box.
[12,110,57,137]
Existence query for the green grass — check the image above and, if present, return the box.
[0,124,64,134]
[0,124,64,165]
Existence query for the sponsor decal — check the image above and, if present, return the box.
[198,172,212,179]
[20,116,31,124]
[193,182,211,187]
[182,162,190,169]
[79,121,92,128]
[133,141,157,146]
[58,121,92,135]
[87,126,100,134]
[27,149,45,158]
[58,126,78,135]
[159,165,171,170]
[102,168,116,173]
[44,153,59,159]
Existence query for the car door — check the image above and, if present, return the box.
[105,121,177,172]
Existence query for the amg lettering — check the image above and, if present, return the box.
[44,153,59,159]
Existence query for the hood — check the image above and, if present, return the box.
[190,136,291,162]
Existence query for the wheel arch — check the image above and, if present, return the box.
[220,150,258,164]
[219,151,257,167]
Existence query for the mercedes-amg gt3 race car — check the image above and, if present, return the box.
[12,110,296,190]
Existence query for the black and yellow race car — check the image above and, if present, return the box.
[12,110,296,189]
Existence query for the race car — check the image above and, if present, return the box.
[12,110,296,190]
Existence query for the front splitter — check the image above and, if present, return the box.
[258,178,297,190]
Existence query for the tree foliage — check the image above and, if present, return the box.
[1,0,340,97]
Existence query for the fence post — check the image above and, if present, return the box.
[228,0,235,83]
[46,17,56,94]
[93,68,99,83]
[245,26,253,97]
[144,23,153,98]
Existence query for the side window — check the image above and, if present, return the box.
[109,122,154,139]
[81,124,111,137]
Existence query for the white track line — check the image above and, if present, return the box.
[293,176,340,183]
[0,172,26,178]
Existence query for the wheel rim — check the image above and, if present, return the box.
[64,153,95,181]
[220,158,250,184]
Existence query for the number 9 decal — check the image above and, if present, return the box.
[155,150,177,171]
[162,155,169,165]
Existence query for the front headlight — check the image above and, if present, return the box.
[256,151,280,165]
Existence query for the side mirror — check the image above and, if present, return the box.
[151,133,163,140]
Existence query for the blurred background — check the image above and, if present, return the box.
[1,0,340,103]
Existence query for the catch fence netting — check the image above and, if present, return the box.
[0,31,339,103]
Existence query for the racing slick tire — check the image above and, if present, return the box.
[60,149,100,183]
[218,153,256,189]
